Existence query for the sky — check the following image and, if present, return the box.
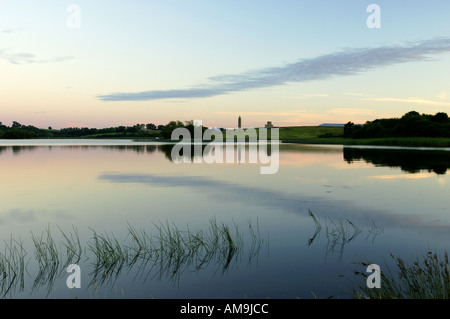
[1,0,450,129]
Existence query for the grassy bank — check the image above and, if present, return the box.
[278,126,450,147]
[278,126,343,140]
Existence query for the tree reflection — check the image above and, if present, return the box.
[343,147,450,175]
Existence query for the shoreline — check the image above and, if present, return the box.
[281,137,450,148]
[2,136,450,149]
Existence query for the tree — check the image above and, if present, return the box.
[433,112,449,123]
[344,111,450,139]
[161,121,185,139]
[129,124,145,133]
[12,121,22,128]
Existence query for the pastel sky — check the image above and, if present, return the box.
[1,0,450,129]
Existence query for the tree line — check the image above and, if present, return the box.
[0,121,166,139]
[0,120,214,139]
[344,111,450,139]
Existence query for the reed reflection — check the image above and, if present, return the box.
[0,220,267,298]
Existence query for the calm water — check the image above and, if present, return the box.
[0,140,449,299]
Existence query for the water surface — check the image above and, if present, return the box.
[0,140,449,299]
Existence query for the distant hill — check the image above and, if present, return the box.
[319,123,345,127]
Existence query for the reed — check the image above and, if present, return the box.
[82,217,265,286]
[87,230,129,285]
[31,226,59,268]
[246,217,264,264]
[0,236,28,297]
[352,250,450,299]
[307,210,383,263]
[58,225,82,265]
[0,218,266,295]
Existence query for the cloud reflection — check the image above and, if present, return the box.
[0,209,73,225]
[99,172,450,234]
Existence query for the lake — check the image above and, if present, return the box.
[0,140,449,299]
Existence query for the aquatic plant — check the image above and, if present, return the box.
[307,210,383,262]
[59,225,82,265]
[0,237,28,298]
[352,250,450,299]
[32,226,59,269]
[0,218,267,297]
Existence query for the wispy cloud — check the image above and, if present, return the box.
[282,93,330,100]
[437,92,448,100]
[340,92,450,108]
[343,92,374,98]
[326,108,376,117]
[98,36,450,102]
[0,49,74,64]
[2,27,25,34]
[215,111,308,117]
[369,97,450,107]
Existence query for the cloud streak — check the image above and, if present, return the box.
[2,27,25,34]
[98,37,450,102]
[0,49,74,64]
[369,97,450,107]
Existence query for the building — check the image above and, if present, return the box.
[265,121,274,129]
